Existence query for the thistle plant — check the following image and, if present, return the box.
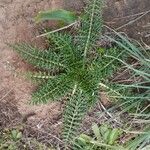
[10,0,125,148]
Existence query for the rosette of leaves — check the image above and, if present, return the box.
[10,0,125,148]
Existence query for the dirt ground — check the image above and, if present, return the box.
[0,0,65,129]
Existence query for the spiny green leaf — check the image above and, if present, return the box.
[47,32,77,64]
[10,43,66,70]
[76,0,103,62]
[63,89,90,146]
[32,75,72,104]
[25,71,55,83]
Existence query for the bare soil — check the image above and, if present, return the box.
[0,0,64,124]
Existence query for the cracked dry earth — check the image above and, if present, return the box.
[0,0,64,128]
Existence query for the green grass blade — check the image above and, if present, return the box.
[35,9,77,24]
